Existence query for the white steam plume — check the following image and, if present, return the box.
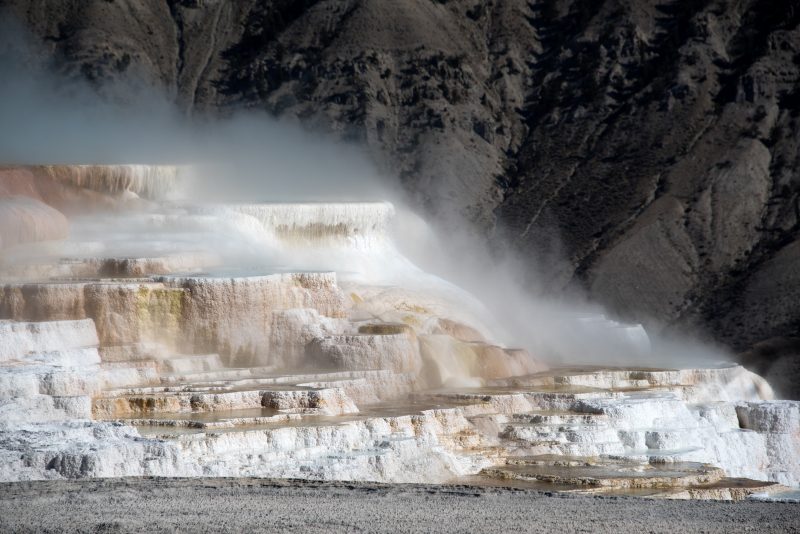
[0,14,735,371]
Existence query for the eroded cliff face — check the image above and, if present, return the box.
[2,0,799,380]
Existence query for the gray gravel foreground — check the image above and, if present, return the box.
[0,478,798,533]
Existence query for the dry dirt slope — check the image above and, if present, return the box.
[1,0,799,389]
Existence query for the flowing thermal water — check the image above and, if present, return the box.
[0,165,797,500]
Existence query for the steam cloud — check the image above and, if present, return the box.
[0,15,395,202]
[0,14,734,370]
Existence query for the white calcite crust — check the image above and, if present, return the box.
[308,331,422,374]
[233,202,394,248]
[1,317,799,489]
[36,165,182,200]
[0,183,797,494]
[0,319,98,362]
[1,274,346,366]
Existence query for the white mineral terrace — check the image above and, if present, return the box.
[0,165,798,500]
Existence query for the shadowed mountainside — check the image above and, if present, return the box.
[1,0,799,391]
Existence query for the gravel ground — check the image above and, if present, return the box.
[0,478,798,533]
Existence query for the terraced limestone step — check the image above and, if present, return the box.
[133,398,497,481]
[495,365,773,404]
[95,366,427,424]
[158,354,224,374]
[1,273,347,367]
[483,456,727,489]
[158,366,279,385]
[0,252,219,281]
[97,351,229,390]
[472,455,787,500]
[93,383,360,419]
[0,319,99,362]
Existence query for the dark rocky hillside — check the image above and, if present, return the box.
[2,0,799,392]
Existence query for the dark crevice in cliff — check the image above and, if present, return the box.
[216,0,322,102]
[166,0,186,81]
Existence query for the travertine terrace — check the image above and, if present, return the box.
[0,165,798,500]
